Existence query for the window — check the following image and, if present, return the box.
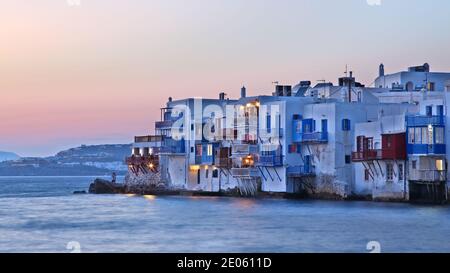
[364,169,370,181]
[345,155,351,164]
[295,121,302,134]
[408,128,415,144]
[191,124,194,131]
[191,147,194,153]
[342,119,351,131]
[437,105,444,116]
[422,127,428,144]
[415,128,421,144]
[398,164,404,181]
[207,144,213,156]
[427,82,435,91]
[386,163,394,181]
[435,127,444,144]
[205,169,209,179]
[426,106,433,116]
[412,160,417,169]
[288,144,297,153]
[195,144,202,156]
[436,160,444,171]
[212,169,219,178]
[266,113,271,133]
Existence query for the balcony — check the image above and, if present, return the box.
[406,115,445,127]
[409,170,447,182]
[352,150,381,162]
[257,155,283,167]
[126,155,159,166]
[215,157,232,168]
[407,144,446,155]
[231,168,260,177]
[159,138,186,154]
[287,165,316,177]
[300,132,328,143]
[231,144,259,156]
[352,147,407,162]
[134,135,164,143]
[155,120,174,130]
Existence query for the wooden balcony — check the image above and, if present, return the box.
[352,148,406,162]
[409,170,447,182]
[231,168,260,177]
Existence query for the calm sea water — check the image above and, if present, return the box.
[0,176,450,253]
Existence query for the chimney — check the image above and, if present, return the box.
[241,86,246,98]
[219,92,225,100]
[168,97,173,102]
[379,63,384,77]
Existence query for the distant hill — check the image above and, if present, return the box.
[0,151,20,162]
[0,144,131,176]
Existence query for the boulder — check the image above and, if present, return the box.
[89,178,125,194]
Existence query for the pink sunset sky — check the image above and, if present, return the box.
[1,0,450,156]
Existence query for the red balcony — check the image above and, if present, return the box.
[352,150,381,162]
[352,148,406,162]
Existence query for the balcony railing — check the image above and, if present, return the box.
[257,155,283,167]
[232,144,259,155]
[409,170,447,182]
[287,165,316,177]
[300,132,328,143]
[231,167,260,177]
[159,138,186,154]
[155,120,174,129]
[352,148,407,162]
[352,150,381,162]
[134,135,164,143]
[126,155,159,166]
[407,144,446,155]
[406,115,445,127]
[215,157,232,168]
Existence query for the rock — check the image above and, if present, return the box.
[88,178,125,194]
[73,190,87,194]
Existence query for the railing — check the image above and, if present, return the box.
[409,170,447,182]
[257,155,283,167]
[231,168,260,177]
[406,115,445,127]
[126,155,159,165]
[352,150,381,161]
[134,135,164,143]
[159,138,186,154]
[155,120,174,129]
[287,165,316,177]
[232,144,259,155]
[352,148,407,161]
[215,157,232,168]
[300,132,328,143]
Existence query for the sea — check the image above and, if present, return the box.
[0,176,449,253]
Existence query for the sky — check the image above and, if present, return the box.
[1,0,450,157]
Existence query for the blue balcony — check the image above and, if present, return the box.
[160,137,186,154]
[300,132,328,143]
[407,144,446,155]
[257,155,283,167]
[406,115,444,127]
[287,165,316,177]
[155,120,174,130]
